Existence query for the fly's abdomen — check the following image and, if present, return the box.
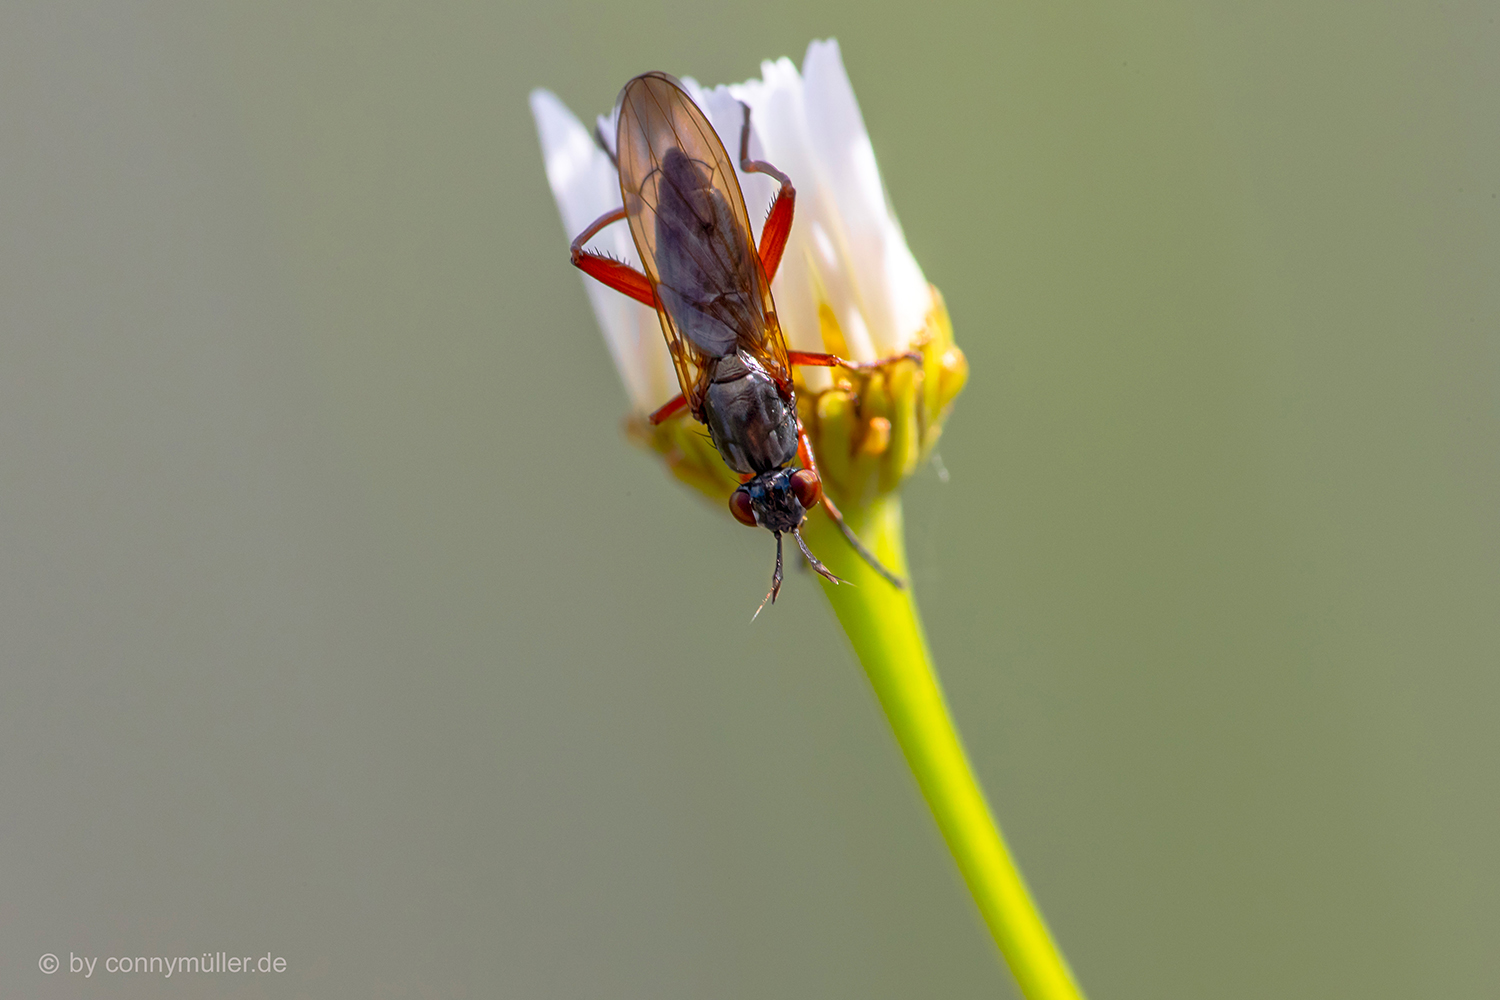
[652,148,761,358]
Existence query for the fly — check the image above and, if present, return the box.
[568,72,914,614]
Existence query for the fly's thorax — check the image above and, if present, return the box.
[703,350,799,476]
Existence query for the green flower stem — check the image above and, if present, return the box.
[803,496,1086,1000]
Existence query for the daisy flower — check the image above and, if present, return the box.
[530,39,965,510]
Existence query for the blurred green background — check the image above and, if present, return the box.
[2,1,1495,997]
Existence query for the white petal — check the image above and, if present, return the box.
[529,89,676,412]
[800,40,928,353]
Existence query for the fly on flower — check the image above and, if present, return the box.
[568,72,914,614]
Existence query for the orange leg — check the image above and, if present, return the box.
[796,423,905,589]
[648,393,689,426]
[737,102,796,283]
[569,206,656,308]
[789,349,923,371]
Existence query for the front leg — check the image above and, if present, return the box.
[796,423,905,590]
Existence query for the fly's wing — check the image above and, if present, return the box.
[615,72,790,421]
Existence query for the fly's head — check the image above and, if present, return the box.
[731,467,842,616]
[729,467,821,534]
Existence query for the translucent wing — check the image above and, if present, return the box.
[614,72,791,421]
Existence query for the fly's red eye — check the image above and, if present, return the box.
[790,469,821,509]
[729,488,757,527]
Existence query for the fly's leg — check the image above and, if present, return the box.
[570,207,656,308]
[737,102,796,283]
[797,423,905,590]
[789,349,924,371]
[591,121,619,170]
[648,393,689,426]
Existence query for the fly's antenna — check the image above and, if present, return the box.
[751,532,785,621]
[794,529,846,587]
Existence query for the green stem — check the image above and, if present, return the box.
[803,496,1086,1000]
